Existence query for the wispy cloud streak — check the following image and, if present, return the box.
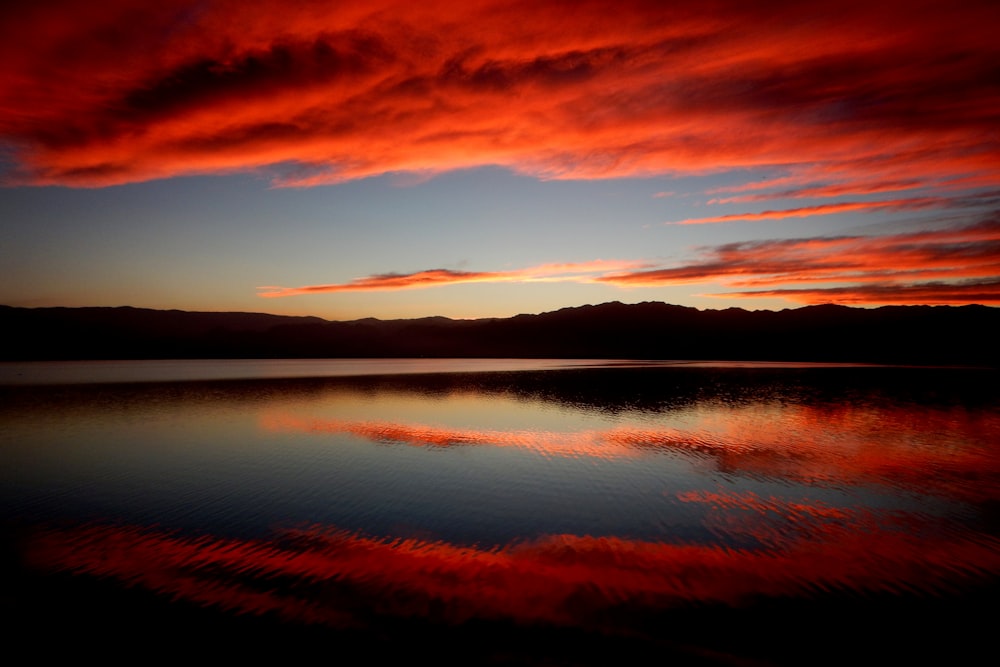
[258,260,649,297]
[602,219,1000,304]
[724,280,1000,305]
[669,197,950,225]
[261,220,1000,305]
[707,180,926,203]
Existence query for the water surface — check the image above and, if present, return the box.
[3,359,998,664]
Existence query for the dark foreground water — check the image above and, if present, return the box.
[2,360,998,665]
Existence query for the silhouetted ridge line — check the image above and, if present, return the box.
[0,302,996,365]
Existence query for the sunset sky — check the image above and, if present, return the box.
[2,0,998,321]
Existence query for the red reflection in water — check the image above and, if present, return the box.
[22,497,1000,637]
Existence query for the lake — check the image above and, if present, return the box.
[2,359,998,664]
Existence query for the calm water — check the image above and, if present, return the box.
[3,359,999,664]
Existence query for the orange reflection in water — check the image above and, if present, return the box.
[259,412,651,461]
[260,401,1000,501]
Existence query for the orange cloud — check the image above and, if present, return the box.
[257,259,649,297]
[1,0,997,193]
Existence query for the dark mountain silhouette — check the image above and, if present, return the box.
[1,301,997,366]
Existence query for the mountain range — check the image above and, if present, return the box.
[1,301,997,366]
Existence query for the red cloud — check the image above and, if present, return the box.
[723,280,1000,305]
[1,0,998,191]
[596,219,1000,304]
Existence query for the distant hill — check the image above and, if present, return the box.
[1,302,997,366]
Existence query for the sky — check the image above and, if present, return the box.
[1,0,998,321]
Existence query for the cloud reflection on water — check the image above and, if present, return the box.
[6,364,1000,662]
[22,497,999,637]
[260,399,1000,503]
